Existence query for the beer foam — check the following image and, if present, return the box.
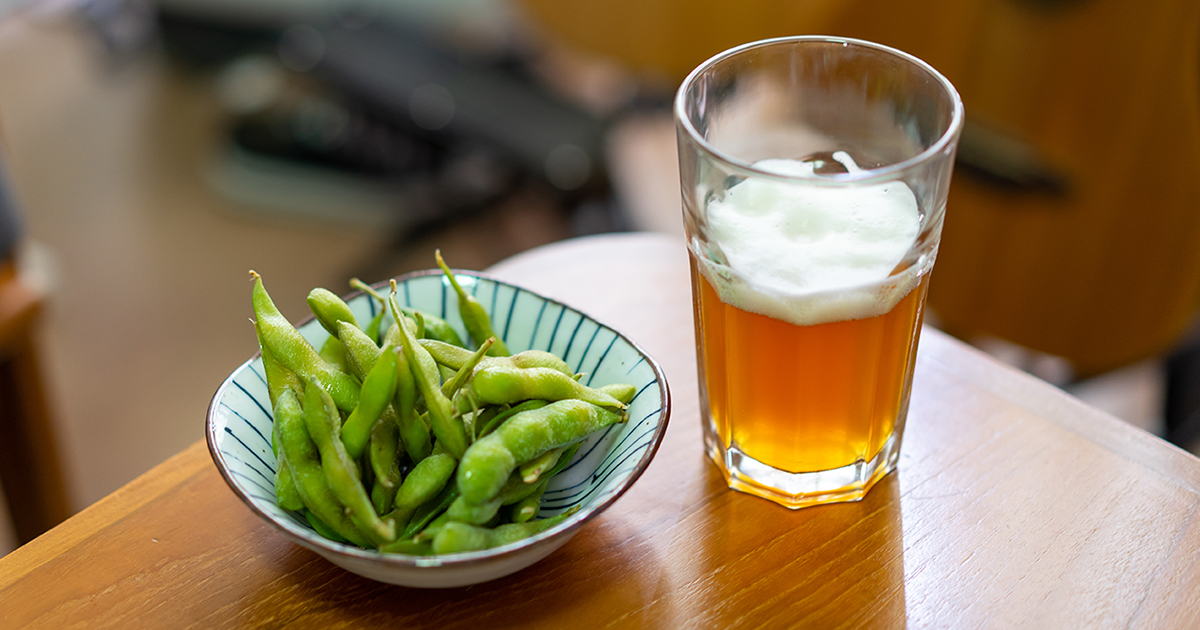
[698,153,921,326]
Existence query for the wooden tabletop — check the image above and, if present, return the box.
[2,232,1199,628]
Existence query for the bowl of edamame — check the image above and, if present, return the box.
[206,258,670,588]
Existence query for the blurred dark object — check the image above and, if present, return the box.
[151,3,625,241]
[0,152,72,545]
[307,19,607,198]
[1165,334,1200,449]
[0,155,19,263]
[78,0,158,65]
[156,5,282,69]
[230,99,435,181]
[954,121,1070,196]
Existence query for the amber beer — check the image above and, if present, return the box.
[683,150,931,509]
[675,36,962,508]
[691,256,928,478]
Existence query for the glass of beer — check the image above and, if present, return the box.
[674,36,963,509]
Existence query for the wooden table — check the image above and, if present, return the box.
[2,232,1199,628]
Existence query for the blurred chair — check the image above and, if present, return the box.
[0,149,72,545]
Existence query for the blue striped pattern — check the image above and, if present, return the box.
[208,271,668,556]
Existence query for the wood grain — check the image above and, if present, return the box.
[2,233,1198,628]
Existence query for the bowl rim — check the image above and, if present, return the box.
[205,268,672,570]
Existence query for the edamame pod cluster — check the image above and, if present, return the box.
[251,252,633,557]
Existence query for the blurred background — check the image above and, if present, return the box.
[0,0,1196,554]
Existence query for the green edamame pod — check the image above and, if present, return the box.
[413,311,426,339]
[259,325,302,458]
[402,479,460,539]
[372,477,394,518]
[351,277,466,347]
[318,336,350,375]
[251,271,361,414]
[364,309,385,345]
[440,338,493,399]
[497,469,550,505]
[431,507,578,554]
[495,442,580,521]
[402,307,465,347]
[369,416,401,487]
[477,400,549,439]
[445,469,536,526]
[305,509,350,544]
[274,453,304,511]
[504,349,576,375]
[544,442,582,479]
[338,321,382,381]
[510,479,548,524]
[468,406,498,441]
[349,278,391,343]
[350,278,381,299]
[597,382,638,405]
[378,537,434,555]
[447,493,503,525]
[275,389,371,547]
[395,452,457,512]
[418,339,479,370]
[458,364,625,413]
[413,511,453,543]
[256,320,304,412]
[272,397,284,459]
[342,320,430,462]
[435,250,509,356]
[383,320,415,351]
[492,505,579,545]
[384,321,433,384]
[457,399,627,504]
[389,284,469,459]
[393,346,431,463]
[369,412,402,512]
[419,340,573,377]
[303,381,396,546]
[519,447,564,485]
[341,345,399,461]
[308,287,360,337]
[430,521,490,554]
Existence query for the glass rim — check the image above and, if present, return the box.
[673,35,965,185]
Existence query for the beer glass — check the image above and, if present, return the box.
[675,36,963,508]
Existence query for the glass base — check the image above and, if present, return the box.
[705,427,901,509]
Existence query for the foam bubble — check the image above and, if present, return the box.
[698,154,922,326]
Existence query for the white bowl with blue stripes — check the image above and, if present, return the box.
[206,269,670,588]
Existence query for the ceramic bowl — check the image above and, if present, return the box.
[206,269,670,588]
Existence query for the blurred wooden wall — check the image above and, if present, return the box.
[520,0,1200,377]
